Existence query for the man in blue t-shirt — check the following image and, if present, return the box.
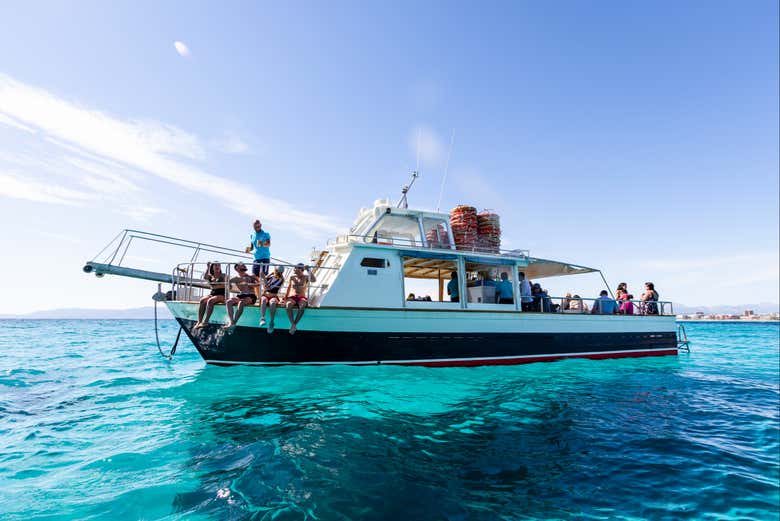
[591,290,618,315]
[496,272,514,304]
[246,219,271,280]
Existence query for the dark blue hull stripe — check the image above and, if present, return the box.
[177,319,677,366]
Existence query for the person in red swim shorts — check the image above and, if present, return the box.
[285,263,317,335]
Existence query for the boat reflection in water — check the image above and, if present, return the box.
[169,358,684,519]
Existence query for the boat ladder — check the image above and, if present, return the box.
[677,323,691,352]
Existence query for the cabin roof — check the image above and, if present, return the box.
[345,243,599,279]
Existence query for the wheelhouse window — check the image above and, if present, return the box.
[421,217,452,249]
[402,256,459,303]
[365,214,422,247]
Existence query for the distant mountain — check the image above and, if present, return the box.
[0,306,173,319]
[673,302,779,315]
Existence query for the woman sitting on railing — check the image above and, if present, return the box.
[194,262,226,329]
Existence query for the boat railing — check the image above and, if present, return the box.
[171,261,338,304]
[83,228,304,289]
[508,295,674,316]
[328,233,530,259]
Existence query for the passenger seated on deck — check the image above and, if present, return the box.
[285,263,316,335]
[223,263,258,331]
[531,283,551,312]
[620,294,635,315]
[569,294,587,312]
[591,290,619,315]
[567,294,588,313]
[194,263,226,329]
[496,272,513,304]
[641,282,660,315]
[259,266,284,333]
[407,293,416,301]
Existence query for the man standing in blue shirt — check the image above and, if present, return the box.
[246,219,271,282]
[518,271,533,311]
[496,272,514,304]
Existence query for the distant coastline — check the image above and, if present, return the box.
[0,306,173,320]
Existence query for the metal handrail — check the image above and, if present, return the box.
[526,295,673,316]
[92,229,292,267]
[328,233,530,259]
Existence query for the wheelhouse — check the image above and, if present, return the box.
[310,200,600,311]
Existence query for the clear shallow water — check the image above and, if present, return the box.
[0,320,777,520]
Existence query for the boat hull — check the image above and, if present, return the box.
[169,302,678,366]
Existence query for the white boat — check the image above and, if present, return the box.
[83,195,682,367]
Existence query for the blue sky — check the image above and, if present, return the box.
[0,1,777,313]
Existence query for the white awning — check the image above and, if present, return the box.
[522,258,599,279]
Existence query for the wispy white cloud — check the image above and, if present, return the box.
[451,167,506,211]
[0,112,35,133]
[213,132,250,154]
[65,156,142,193]
[0,73,341,235]
[0,171,95,206]
[633,251,780,303]
[174,41,191,58]
[131,119,203,160]
[409,125,445,169]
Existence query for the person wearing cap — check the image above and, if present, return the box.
[284,263,316,335]
[223,262,259,331]
[259,266,285,333]
[245,220,271,296]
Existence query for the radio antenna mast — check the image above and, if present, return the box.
[397,129,422,209]
[397,170,419,209]
[436,128,455,212]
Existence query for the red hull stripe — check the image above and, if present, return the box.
[389,348,678,367]
[205,348,678,367]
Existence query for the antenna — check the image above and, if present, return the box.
[436,128,455,212]
[397,129,423,209]
[415,128,422,173]
[396,170,419,209]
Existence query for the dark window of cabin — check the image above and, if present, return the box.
[360,257,386,268]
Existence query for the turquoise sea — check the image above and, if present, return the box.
[0,320,778,520]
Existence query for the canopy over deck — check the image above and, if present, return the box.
[401,252,598,280]
[523,258,598,279]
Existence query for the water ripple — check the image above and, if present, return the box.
[0,319,777,520]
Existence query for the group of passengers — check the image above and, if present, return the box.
[192,219,316,335]
[446,269,661,315]
[554,281,661,315]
